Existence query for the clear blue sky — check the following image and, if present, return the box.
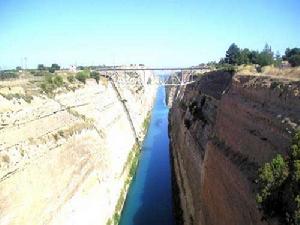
[0,0,299,69]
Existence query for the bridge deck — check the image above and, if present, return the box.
[96,67,208,71]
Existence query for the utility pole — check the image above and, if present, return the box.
[24,57,27,70]
[20,57,23,70]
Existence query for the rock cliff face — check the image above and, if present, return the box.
[0,73,156,225]
[168,71,300,225]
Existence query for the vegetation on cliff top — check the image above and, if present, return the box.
[222,43,277,67]
[37,63,61,73]
[256,130,300,225]
[40,75,64,94]
[75,70,100,84]
[0,70,19,80]
[283,48,300,67]
[209,44,300,73]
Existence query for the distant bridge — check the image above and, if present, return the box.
[95,66,210,86]
[96,66,209,71]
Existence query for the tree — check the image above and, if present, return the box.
[284,48,300,60]
[257,44,274,67]
[225,43,240,65]
[38,64,46,70]
[283,48,300,67]
[256,154,288,204]
[48,64,60,73]
[218,58,226,64]
[289,55,300,67]
[48,67,55,73]
[249,51,259,64]
[274,51,282,67]
[16,66,22,71]
[77,66,85,70]
[257,130,300,224]
[51,64,60,70]
[90,71,100,84]
[237,48,251,65]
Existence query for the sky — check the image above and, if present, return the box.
[0,0,299,69]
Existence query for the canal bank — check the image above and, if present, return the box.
[119,86,175,225]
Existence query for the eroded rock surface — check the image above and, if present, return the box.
[168,72,300,225]
[0,73,156,225]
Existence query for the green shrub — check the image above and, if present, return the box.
[51,63,60,71]
[0,71,19,80]
[40,75,64,94]
[75,71,90,84]
[142,112,151,132]
[283,48,300,67]
[257,130,300,224]
[48,67,55,73]
[38,64,46,70]
[53,75,63,86]
[113,213,120,224]
[40,82,55,94]
[90,71,100,84]
[256,155,288,203]
[67,75,75,83]
[33,71,52,76]
[289,55,300,67]
[216,63,236,73]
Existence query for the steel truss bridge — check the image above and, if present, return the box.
[95,66,210,86]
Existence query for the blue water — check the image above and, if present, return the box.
[119,86,175,225]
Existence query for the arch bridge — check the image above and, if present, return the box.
[95,66,210,86]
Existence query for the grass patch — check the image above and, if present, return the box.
[142,112,151,133]
[216,64,236,74]
[106,143,141,225]
[0,93,33,103]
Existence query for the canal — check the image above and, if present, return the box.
[119,86,175,225]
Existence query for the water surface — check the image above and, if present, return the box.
[119,86,175,225]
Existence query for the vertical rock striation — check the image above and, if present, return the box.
[168,71,300,225]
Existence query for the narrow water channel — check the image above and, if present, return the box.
[119,86,175,225]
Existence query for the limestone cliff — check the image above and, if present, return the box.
[168,71,300,225]
[0,72,156,225]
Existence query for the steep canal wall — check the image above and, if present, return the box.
[167,71,300,225]
[0,72,156,225]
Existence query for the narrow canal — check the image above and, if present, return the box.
[119,86,175,225]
